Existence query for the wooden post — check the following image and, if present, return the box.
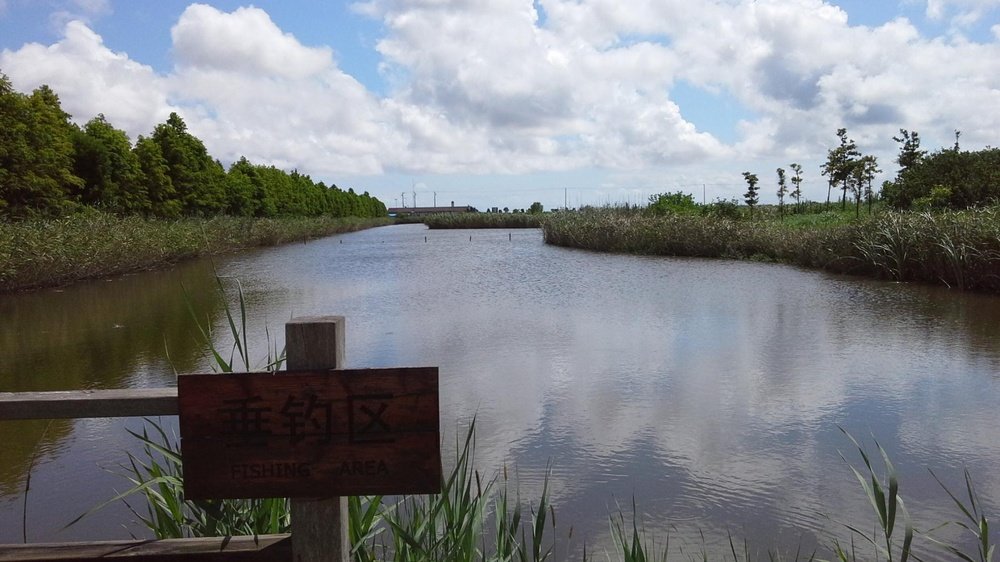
[285,316,348,562]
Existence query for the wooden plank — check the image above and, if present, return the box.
[177,368,441,499]
[0,389,178,421]
[0,534,290,561]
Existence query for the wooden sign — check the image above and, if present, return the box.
[177,367,440,500]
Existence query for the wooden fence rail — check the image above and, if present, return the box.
[0,535,291,561]
[0,388,295,562]
[0,389,178,420]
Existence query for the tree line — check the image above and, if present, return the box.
[742,128,881,220]
[883,130,1000,210]
[740,127,998,218]
[0,72,386,219]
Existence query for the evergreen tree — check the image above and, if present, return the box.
[0,78,82,215]
[134,135,180,218]
[0,78,389,218]
[150,113,226,215]
[776,167,787,220]
[860,155,880,215]
[820,154,836,209]
[789,163,803,213]
[834,128,860,210]
[892,129,925,178]
[742,171,759,219]
[72,114,145,213]
[0,73,26,215]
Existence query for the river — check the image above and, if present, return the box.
[2,224,999,558]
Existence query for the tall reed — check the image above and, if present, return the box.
[542,207,1000,293]
[834,429,913,562]
[0,210,391,292]
[421,213,544,229]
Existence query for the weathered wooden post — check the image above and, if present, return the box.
[285,316,348,562]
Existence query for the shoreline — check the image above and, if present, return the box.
[0,213,392,294]
[539,208,1000,294]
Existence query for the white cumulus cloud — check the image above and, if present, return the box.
[171,4,333,79]
[167,4,398,175]
[924,0,1000,24]
[1,0,999,201]
[0,20,173,136]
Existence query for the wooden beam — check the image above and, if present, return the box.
[0,389,178,421]
[285,316,350,562]
[0,534,290,561]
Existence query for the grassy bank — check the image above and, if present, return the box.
[0,211,391,292]
[542,207,1000,293]
[421,212,544,229]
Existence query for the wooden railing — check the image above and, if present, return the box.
[0,317,350,562]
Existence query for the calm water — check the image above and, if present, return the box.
[2,224,999,557]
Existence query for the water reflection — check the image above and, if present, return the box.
[0,259,222,536]
[1,225,999,558]
[213,226,1000,557]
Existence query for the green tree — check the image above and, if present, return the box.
[0,78,83,215]
[820,154,836,209]
[835,128,860,210]
[228,157,269,216]
[150,112,226,215]
[860,155,880,215]
[0,77,390,218]
[789,163,803,213]
[821,128,859,211]
[646,191,698,216]
[224,165,257,216]
[742,172,759,219]
[529,201,543,214]
[134,135,180,218]
[885,146,1000,209]
[0,73,27,215]
[892,129,925,178]
[776,167,787,220]
[847,160,863,218]
[72,114,145,213]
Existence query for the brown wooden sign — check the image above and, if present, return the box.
[177,367,440,500]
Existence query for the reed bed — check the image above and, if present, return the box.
[421,213,544,229]
[0,211,391,292]
[542,208,1000,293]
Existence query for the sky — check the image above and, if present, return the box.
[1,0,998,211]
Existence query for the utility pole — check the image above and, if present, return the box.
[401,192,406,208]
[433,191,437,208]
[703,184,706,205]
[412,181,417,209]
[564,188,568,210]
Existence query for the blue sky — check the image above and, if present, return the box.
[2,0,999,210]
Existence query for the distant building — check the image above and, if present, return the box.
[388,205,477,216]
